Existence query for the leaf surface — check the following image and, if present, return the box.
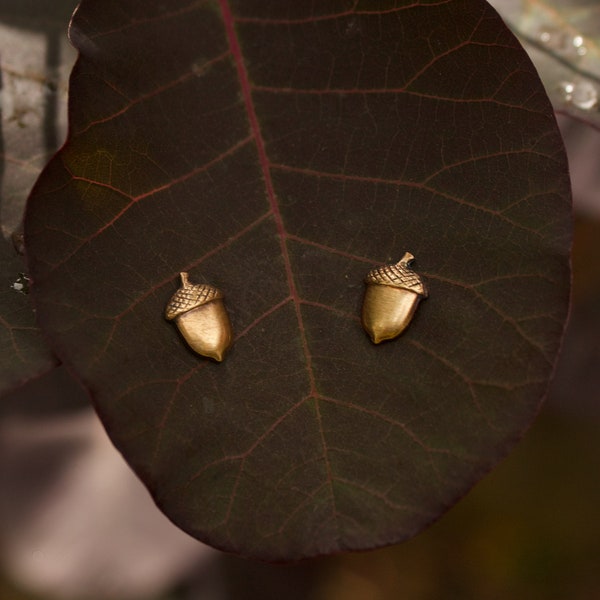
[24,0,571,559]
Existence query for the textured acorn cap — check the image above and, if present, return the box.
[365,252,428,297]
[165,272,223,320]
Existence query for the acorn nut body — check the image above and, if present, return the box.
[362,252,428,344]
[165,272,232,361]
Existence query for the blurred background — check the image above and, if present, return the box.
[1,1,599,598]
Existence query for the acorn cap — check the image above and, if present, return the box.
[365,252,428,297]
[165,272,223,320]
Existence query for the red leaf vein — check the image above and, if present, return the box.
[50,135,253,274]
[76,50,231,134]
[270,163,542,235]
[233,1,453,26]
[221,0,337,532]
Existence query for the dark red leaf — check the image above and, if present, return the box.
[24,0,571,559]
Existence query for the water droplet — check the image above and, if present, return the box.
[571,82,598,110]
[572,35,588,56]
[537,28,587,61]
[538,28,569,53]
[561,81,575,95]
[11,273,30,294]
[560,80,598,111]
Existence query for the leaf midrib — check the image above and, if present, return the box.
[218,0,338,537]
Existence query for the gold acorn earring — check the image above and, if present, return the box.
[361,252,428,344]
[165,272,233,362]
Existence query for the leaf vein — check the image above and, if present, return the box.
[271,163,543,235]
[49,136,253,275]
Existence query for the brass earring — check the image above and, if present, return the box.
[361,252,428,344]
[165,272,233,362]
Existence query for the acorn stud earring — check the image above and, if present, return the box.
[165,272,233,361]
[361,252,428,344]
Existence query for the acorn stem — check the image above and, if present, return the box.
[180,272,190,286]
[398,252,415,267]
